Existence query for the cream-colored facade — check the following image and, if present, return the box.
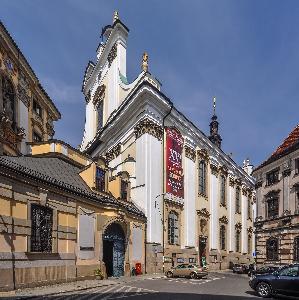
[0,21,60,156]
[253,125,299,266]
[0,141,145,291]
[80,13,255,272]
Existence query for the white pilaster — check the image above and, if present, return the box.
[135,133,163,244]
[19,101,29,154]
[184,157,196,247]
[228,184,235,252]
[210,172,219,249]
[241,193,248,253]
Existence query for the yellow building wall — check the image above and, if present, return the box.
[12,201,27,219]
[58,212,77,227]
[79,163,96,189]
[108,178,120,199]
[0,197,11,216]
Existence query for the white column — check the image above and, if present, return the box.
[184,157,196,247]
[241,192,248,253]
[19,101,29,154]
[228,184,235,252]
[135,133,163,244]
[209,172,219,249]
[81,100,96,150]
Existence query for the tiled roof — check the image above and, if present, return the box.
[255,124,299,171]
[0,156,145,218]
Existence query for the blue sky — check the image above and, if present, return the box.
[2,0,299,167]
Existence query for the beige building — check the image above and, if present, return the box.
[0,140,146,291]
[253,124,299,265]
[0,21,60,156]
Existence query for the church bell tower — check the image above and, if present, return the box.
[209,97,222,148]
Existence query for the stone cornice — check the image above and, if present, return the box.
[134,118,163,141]
[185,145,196,162]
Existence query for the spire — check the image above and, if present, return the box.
[142,52,149,72]
[113,11,119,23]
[209,96,222,148]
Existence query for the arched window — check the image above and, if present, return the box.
[219,225,226,250]
[96,166,106,192]
[235,187,241,213]
[220,175,226,206]
[198,160,207,196]
[97,101,104,130]
[2,75,15,125]
[294,237,299,262]
[236,230,241,252]
[266,238,278,261]
[168,211,179,245]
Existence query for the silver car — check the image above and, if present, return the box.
[166,264,208,279]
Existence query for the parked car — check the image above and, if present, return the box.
[248,265,280,277]
[166,264,208,279]
[232,263,249,274]
[249,264,299,298]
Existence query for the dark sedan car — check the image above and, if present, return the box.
[232,263,248,274]
[248,265,280,277]
[249,264,299,298]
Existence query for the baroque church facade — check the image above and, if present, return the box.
[80,12,256,272]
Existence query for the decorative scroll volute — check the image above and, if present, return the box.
[197,149,209,161]
[219,215,229,224]
[105,143,121,162]
[184,145,196,162]
[134,118,163,141]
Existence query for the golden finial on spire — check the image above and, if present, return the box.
[213,96,216,115]
[142,52,149,72]
[113,11,119,23]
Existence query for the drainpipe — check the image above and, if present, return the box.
[162,103,173,274]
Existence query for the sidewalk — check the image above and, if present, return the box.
[0,274,165,299]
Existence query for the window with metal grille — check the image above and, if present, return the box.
[236,230,241,253]
[267,197,279,218]
[235,187,241,213]
[198,160,206,196]
[266,238,278,261]
[121,180,128,200]
[294,237,299,262]
[219,225,226,250]
[266,169,279,186]
[220,175,226,206]
[168,211,179,245]
[30,204,53,253]
[96,167,105,192]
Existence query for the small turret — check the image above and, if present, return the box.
[209,96,222,148]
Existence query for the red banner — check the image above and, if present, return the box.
[166,127,184,198]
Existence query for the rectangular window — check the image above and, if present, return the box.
[267,198,279,218]
[235,187,241,214]
[220,175,226,206]
[248,235,252,255]
[31,204,53,253]
[120,180,128,200]
[96,167,105,192]
[296,158,299,175]
[97,101,104,130]
[266,169,279,186]
[198,161,206,196]
[33,131,42,142]
[236,231,241,253]
[33,99,42,118]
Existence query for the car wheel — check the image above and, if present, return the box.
[256,282,272,298]
[166,271,173,278]
[190,272,197,279]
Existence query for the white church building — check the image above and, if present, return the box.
[80,12,255,273]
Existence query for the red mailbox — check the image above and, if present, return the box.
[135,263,142,275]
